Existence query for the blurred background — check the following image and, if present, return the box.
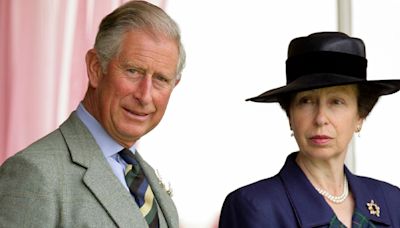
[1,0,400,227]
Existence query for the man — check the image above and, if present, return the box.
[0,1,185,227]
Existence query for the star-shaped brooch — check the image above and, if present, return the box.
[366,200,380,217]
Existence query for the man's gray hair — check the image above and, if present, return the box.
[94,0,186,79]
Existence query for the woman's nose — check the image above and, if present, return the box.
[314,105,329,126]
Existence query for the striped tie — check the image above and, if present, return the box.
[119,149,159,228]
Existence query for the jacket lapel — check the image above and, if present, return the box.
[279,152,334,227]
[135,152,179,228]
[281,152,392,227]
[59,113,146,228]
[345,168,391,226]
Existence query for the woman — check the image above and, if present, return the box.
[219,32,400,227]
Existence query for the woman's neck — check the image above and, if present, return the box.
[295,152,345,195]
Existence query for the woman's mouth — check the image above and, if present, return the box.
[309,135,332,145]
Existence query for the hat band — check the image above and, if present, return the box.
[286,52,367,84]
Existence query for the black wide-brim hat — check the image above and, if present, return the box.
[247,32,400,103]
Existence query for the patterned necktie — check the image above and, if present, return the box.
[119,149,159,228]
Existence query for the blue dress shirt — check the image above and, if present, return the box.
[76,103,136,191]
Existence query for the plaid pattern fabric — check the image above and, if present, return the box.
[329,210,376,228]
[119,149,159,228]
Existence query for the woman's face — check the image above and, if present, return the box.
[289,85,363,160]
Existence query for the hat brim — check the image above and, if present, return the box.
[246,73,400,103]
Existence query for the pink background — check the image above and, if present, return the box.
[0,0,165,163]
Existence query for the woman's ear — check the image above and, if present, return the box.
[356,118,364,132]
[85,49,103,88]
[288,119,293,130]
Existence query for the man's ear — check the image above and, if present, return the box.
[174,78,180,87]
[85,49,103,88]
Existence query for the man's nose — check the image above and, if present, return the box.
[134,76,152,105]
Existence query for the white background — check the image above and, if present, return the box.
[352,0,400,191]
[138,1,400,227]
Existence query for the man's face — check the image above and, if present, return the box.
[88,30,180,148]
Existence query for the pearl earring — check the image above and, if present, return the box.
[356,125,361,137]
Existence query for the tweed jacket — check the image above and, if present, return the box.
[219,152,400,228]
[0,112,178,228]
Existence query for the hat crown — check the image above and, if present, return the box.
[288,32,366,58]
[246,31,400,103]
[285,32,368,85]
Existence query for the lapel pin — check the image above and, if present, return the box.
[156,169,173,197]
[366,200,380,217]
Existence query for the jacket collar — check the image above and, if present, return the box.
[279,152,334,227]
[345,167,391,225]
[60,112,178,228]
[279,152,391,227]
[60,112,147,228]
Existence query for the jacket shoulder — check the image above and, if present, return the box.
[219,175,297,228]
[356,175,400,203]
[229,175,285,202]
[0,127,67,227]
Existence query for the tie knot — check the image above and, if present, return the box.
[119,148,138,165]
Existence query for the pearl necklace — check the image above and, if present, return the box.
[315,176,349,204]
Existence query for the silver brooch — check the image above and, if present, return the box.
[156,169,173,197]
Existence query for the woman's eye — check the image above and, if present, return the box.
[332,99,345,105]
[299,97,312,104]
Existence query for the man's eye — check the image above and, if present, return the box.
[126,68,144,80]
[127,68,138,74]
[153,75,175,89]
[155,75,169,83]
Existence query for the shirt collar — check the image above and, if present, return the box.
[76,103,136,157]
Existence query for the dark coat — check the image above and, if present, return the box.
[219,152,400,228]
